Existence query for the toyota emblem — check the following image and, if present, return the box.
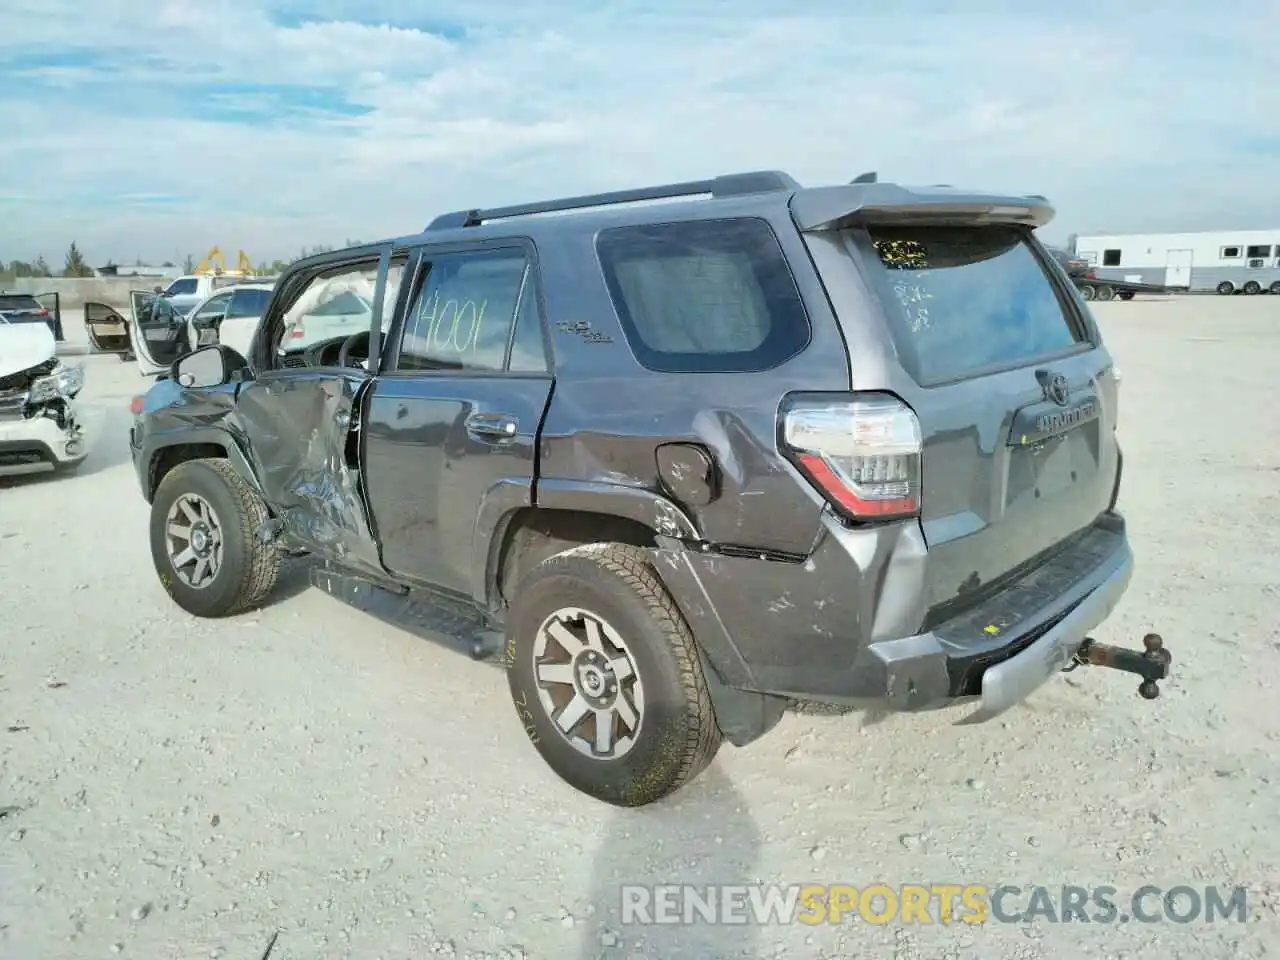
[1046,374,1070,406]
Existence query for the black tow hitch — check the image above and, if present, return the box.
[1066,633,1172,700]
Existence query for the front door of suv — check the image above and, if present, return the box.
[231,246,408,577]
[361,240,554,603]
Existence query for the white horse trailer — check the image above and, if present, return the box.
[1073,230,1280,294]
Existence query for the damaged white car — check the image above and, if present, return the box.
[0,321,87,477]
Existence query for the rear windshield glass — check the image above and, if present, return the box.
[858,225,1085,384]
[0,295,41,310]
[596,217,810,373]
[309,290,368,316]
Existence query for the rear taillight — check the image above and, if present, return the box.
[781,393,923,521]
[129,395,145,415]
[35,308,49,317]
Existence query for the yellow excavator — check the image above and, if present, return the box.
[193,246,254,276]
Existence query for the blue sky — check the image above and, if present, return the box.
[0,0,1276,265]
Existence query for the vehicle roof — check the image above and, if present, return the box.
[281,170,1055,281]
[184,282,273,307]
[206,281,274,291]
[390,171,1053,246]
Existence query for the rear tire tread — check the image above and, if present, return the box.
[509,542,722,806]
[563,543,721,802]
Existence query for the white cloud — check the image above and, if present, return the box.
[0,0,1277,264]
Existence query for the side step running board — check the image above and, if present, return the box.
[310,567,504,661]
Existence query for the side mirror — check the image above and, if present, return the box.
[171,344,249,388]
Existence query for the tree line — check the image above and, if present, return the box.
[2,240,365,283]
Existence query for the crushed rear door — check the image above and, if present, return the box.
[838,222,1121,614]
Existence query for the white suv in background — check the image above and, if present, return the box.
[187,283,275,357]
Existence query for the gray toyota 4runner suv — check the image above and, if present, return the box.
[129,170,1171,807]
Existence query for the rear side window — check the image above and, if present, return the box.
[857,225,1086,385]
[595,217,810,373]
[165,278,197,296]
[228,288,271,318]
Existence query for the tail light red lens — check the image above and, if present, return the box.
[781,393,923,521]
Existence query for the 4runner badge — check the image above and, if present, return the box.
[557,320,614,344]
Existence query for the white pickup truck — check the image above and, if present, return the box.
[154,274,251,317]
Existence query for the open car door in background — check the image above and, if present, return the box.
[82,301,135,359]
[128,289,193,376]
[0,292,61,340]
[34,292,63,340]
[188,290,234,349]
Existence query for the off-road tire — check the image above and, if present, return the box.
[505,542,722,807]
[149,458,281,618]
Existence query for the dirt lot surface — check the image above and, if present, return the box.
[2,296,1278,959]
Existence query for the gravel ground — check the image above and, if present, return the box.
[2,296,1278,959]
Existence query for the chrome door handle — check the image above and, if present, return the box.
[467,413,518,439]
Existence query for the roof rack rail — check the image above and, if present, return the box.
[425,169,800,230]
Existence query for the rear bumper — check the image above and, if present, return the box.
[653,511,1134,722]
[882,536,1131,723]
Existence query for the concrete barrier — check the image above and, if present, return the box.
[1,277,165,310]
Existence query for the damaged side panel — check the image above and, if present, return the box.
[648,514,931,701]
[531,219,852,556]
[232,370,383,575]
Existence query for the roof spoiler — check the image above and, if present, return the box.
[790,184,1054,231]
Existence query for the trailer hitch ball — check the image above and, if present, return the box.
[1074,632,1172,700]
[1138,633,1171,700]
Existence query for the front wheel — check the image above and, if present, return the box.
[149,458,281,617]
[505,543,722,807]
